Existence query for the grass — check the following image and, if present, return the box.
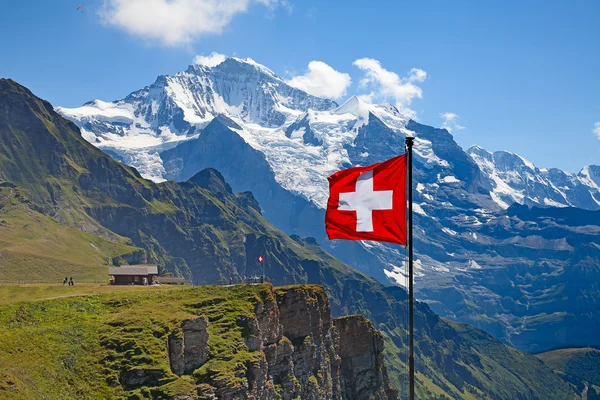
[537,347,598,365]
[0,284,173,306]
[537,347,600,389]
[0,196,140,283]
[0,283,289,399]
[145,199,179,214]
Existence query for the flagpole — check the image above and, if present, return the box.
[405,136,415,400]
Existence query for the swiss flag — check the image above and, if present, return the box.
[258,255,265,263]
[325,155,407,245]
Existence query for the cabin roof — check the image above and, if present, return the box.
[108,265,158,276]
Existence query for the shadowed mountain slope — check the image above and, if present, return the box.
[0,79,577,399]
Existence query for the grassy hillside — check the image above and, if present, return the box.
[538,348,600,399]
[0,78,579,399]
[0,283,174,305]
[0,185,141,283]
[0,283,282,399]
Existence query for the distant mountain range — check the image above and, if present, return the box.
[56,57,600,211]
[56,57,600,355]
[0,78,581,399]
[468,145,600,209]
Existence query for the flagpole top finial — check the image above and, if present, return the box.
[405,136,414,147]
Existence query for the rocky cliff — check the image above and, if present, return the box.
[0,79,578,399]
[55,57,600,357]
[187,285,397,400]
[0,283,397,399]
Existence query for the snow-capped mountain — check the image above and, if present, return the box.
[58,56,600,213]
[57,56,600,352]
[57,57,336,181]
[468,146,600,210]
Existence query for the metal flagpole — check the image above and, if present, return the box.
[405,136,415,400]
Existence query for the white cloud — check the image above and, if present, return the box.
[408,68,427,83]
[286,61,352,99]
[353,58,427,117]
[440,112,465,133]
[101,0,285,47]
[357,93,375,103]
[193,52,227,67]
[594,122,600,140]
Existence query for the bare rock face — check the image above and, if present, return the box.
[267,286,396,400]
[254,296,282,345]
[246,356,271,398]
[169,316,210,376]
[273,287,339,399]
[334,315,398,400]
[238,314,263,352]
[169,286,397,400]
[119,368,165,388]
[276,286,331,341]
[237,294,283,353]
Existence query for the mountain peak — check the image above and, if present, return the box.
[335,95,370,119]
[208,114,242,130]
[188,168,233,195]
[0,78,27,93]
[578,165,600,189]
[229,57,278,76]
[186,56,279,81]
[469,145,536,171]
[0,78,147,206]
[467,145,493,159]
[0,78,46,109]
[194,56,282,81]
[0,78,67,133]
[493,150,536,170]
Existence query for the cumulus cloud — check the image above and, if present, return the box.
[353,58,427,117]
[356,93,375,103]
[101,0,286,47]
[193,52,227,67]
[594,122,600,140]
[286,61,352,99]
[440,112,465,133]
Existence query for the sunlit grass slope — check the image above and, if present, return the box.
[0,283,276,399]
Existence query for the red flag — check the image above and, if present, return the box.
[258,255,265,263]
[325,155,407,245]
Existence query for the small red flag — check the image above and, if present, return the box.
[258,255,265,263]
[325,155,407,245]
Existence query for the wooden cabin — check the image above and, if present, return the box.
[108,265,158,285]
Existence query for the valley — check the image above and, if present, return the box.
[55,57,600,354]
[0,78,584,399]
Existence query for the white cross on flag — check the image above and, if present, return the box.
[257,255,265,263]
[325,155,407,245]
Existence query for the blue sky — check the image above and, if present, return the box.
[0,0,599,172]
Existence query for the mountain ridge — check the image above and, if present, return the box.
[0,78,579,399]
[54,57,600,355]
[467,145,600,210]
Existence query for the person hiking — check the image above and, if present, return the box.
[229,276,233,285]
[63,277,68,285]
[69,277,74,286]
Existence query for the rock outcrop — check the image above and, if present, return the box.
[335,315,398,400]
[196,285,398,400]
[169,316,210,376]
